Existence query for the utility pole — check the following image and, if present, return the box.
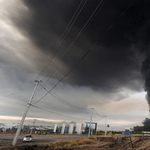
[1,128,6,141]
[88,108,93,138]
[12,80,41,146]
[103,116,107,136]
[30,119,36,135]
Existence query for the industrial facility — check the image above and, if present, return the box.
[53,122,97,134]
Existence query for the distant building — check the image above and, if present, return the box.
[68,124,74,134]
[53,122,97,135]
[75,123,83,134]
[64,125,69,134]
[61,124,66,134]
[122,128,132,135]
[56,125,62,133]
[142,131,150,134]
[53,124,57,132]
[84,122,97,134]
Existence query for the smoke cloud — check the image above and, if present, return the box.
[141,56,150,107]
[143,118,150,126]
[1,0,150,126]
[3,0,150,100]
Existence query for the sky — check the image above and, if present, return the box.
[0,0,150,131]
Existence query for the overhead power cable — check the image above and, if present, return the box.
[33,0,87,96]
[51,91,84,109]
[94,108,101,116]
[94,108,107,117]
[34,84,86,111]
[0,1,87,102]
[34,0,104,98]
[0,85,34,100]
[41,0,104,83]
[31,103,88,121]
[33,96,70,113]
[92,109,106,121]
[36,0,87,79]
[34,0,136,104]
[36,100,67,113]
[92,118,103,121]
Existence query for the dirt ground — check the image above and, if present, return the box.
[1,135,150,150]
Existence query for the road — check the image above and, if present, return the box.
[0,134,86,147]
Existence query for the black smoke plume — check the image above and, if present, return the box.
[141,56,150,107]
[10,0,150,100]
[143,118,150,126]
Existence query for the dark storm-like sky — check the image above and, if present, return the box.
[10,0,150,93]
[0,0,150,127]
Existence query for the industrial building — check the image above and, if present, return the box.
[84,122,97,134]
[53,122,97,135]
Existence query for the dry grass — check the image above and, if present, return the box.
[64,140,78,148]
[77,137,94,145]
[0,137,95,149]
[64,143,72,148]
[52,137,94,148]
[55,138,94,148]
[55,140,70,147]
[38,142,55,149]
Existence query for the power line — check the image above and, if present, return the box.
[34,0,104,100]
[92,118,104,121]
[41,0,104,84]
[33,0,88,96]
[94,108,107,117]
[0,85,34,100]
[34,84,87,111]
[92,109,106,121]
[51,91,84,109]
[34,85,105,119]
[94,108,101,116]
[33,92,80,112]
[36,0,87,80]
[35,100,67,113]
[1,1,87,104]
[33,86,91,115]
[31,103,88,121]
[34,0,136,103]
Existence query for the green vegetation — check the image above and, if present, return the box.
[133,125,150,132]
[107,131,122,134]
[133,118,150,133]
[95,130,105,135]
[132,131,143,134]
[95,130,122,135]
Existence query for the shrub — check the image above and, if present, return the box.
[77,140,84,145]
[69,140,78,146]
[82,138,94,144]
[76,137,94,145]
[55,140,70,147]
[64,143,72,148]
